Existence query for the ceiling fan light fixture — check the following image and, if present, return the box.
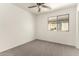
[28,3,51,12]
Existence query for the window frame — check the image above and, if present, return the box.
[48,16,57,31]
[48,14,69,32]
[57,14,69,32]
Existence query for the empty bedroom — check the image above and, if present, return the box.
[0,3,79,56]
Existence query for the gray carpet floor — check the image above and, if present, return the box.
[0,39,79,56]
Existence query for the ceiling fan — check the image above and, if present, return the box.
[28,3,51,12]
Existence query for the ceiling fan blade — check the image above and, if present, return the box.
[28,5,37,8]
[42,5,51,9]
[38,8,41,12]
[37,3,44,5]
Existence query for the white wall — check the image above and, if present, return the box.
[75,11,79,48]
[36,5,77,46]
[76,4,79,48]
[0,4,35,52]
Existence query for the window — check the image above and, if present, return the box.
[48,14,69,32]
[48,16,57,31]
[57,14,69,32]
